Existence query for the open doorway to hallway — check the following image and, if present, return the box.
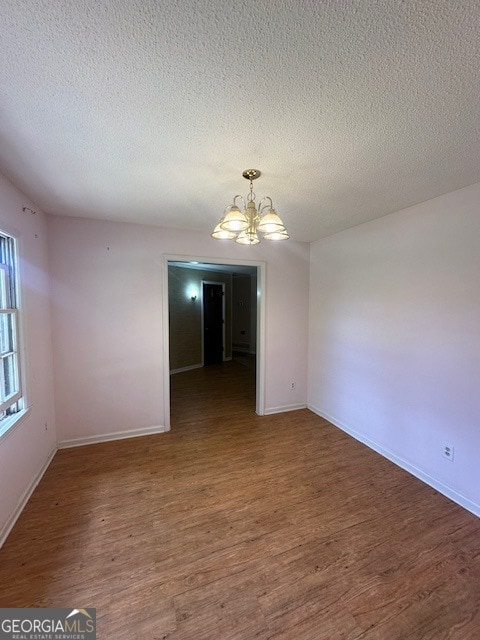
[165,259,263,428]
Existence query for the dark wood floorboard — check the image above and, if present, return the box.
[0,359,479,639]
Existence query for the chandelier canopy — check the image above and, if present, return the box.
[211,169,289,245]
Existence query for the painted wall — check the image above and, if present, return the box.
[308,182,480,515]
[168,265,233,370]
[48,216,310,442]
[0,174,56,543]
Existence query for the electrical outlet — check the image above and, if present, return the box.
[290,381,296,390]
[442,443,454,462]
[44,422,48,431]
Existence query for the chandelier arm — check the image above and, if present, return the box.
[257,196,273,213]
[233,195,246,209]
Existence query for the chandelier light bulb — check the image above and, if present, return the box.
[236,230,260,245]
[257,209,285,234]
[219,205,248,232]
[211,219,237,239]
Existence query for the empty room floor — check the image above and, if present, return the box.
[0,360,479,639]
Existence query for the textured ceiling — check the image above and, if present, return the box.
[1,0,479,242]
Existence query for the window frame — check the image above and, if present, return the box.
[0,229,27,439]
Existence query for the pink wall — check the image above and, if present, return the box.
[0,174,56,542]
[47,216,310,442]
[308,182,480,515]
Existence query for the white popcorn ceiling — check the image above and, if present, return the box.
[1,0,479,241]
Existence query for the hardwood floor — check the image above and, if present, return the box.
[0,359,479,639]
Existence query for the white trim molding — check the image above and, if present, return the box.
[163,254,266,426]
[308,404,480,519]
[0,445,57,549]
[58,425,168,449]
[264,403,307,415]
[170,363,203,375]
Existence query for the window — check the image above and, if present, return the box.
[0,232,24,431]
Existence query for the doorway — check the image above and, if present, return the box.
[163,256,266,429]
[202,281,225,365]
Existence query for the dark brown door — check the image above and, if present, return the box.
[203,283,224,365]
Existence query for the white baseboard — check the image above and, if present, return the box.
[170,363,203,375]
[263,403,307,415]
[0,446,57,549]
[308,404,480,519]
[58,425,168,449]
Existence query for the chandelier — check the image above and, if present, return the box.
[211,169,289,245]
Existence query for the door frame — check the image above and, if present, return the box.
[201,280,226,365]
[163,254,266,429]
